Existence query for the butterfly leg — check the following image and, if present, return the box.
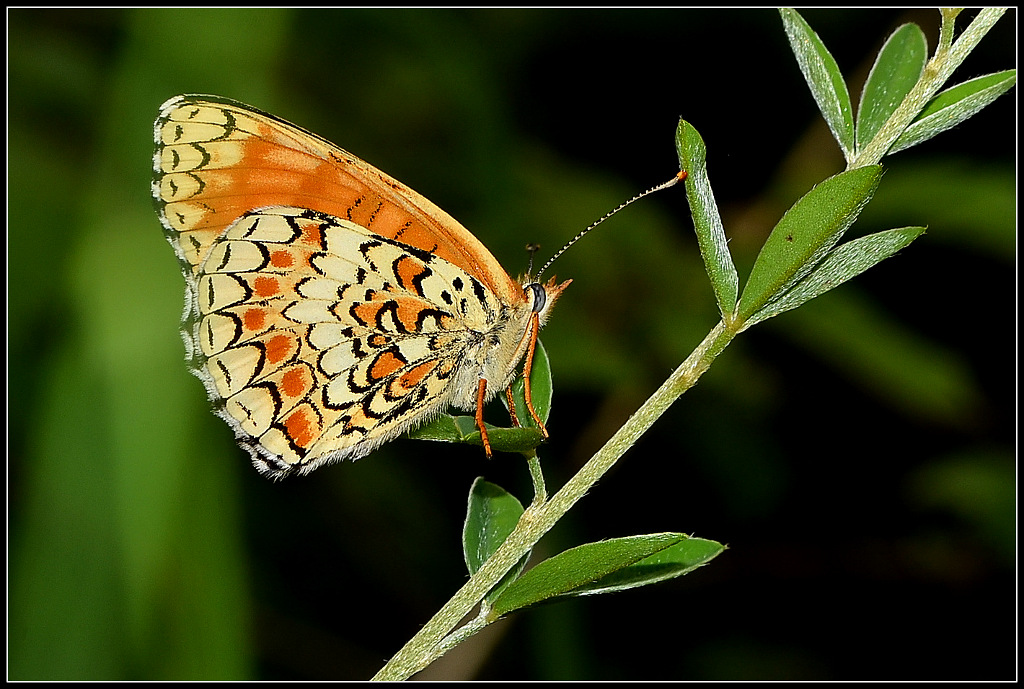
[522,312,549,438]
[475,377,493,458]
[505,387,522,427]
[479,313,545,457]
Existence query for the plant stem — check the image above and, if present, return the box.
[937,8,962,53]
[850,7,1007,169]
[526,451,547,507]
[371,319,737,680]
[418,604,492,672]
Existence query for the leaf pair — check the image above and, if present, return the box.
[736,165,925,327]
[780,8,1015,163]
[676,122,924,329]
[463,478,725,619]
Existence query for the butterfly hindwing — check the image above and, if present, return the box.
[191,206,517,476]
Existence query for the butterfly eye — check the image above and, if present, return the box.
[525,282,547,314]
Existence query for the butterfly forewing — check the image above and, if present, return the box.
[153,95,522,304]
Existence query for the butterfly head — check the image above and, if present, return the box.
[523,276,572,327]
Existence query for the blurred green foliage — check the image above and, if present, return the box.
[8,8,1014,680]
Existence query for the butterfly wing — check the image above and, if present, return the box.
[188,205,518,477]
[152,95,538,476]
[153,94,523,306]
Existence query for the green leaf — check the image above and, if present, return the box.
[490,533,700,618]
[463,478,529,602]
[780,8,855,160]
[746,226,926,327]
[856,23,928,152]
[406,413,466,443]
[890,70,1017,154]
[503,339,553,428]
[559,536,725,597]
[737,165,883,323]
[407,414,544,454]
[674,119,738,316]
[463,478,525,574]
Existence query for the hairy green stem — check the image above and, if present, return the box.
[371,320,737,680]
[526,451,547,507]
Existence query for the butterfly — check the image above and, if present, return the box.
[152,94,570,479]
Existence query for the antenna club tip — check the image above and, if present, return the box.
[657,170,687,191]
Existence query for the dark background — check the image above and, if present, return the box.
[8,8,1015,680]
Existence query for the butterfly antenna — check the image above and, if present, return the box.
[524,243,542,276]
[534,170,687,281]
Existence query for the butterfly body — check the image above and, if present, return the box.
[153,95,567,478]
